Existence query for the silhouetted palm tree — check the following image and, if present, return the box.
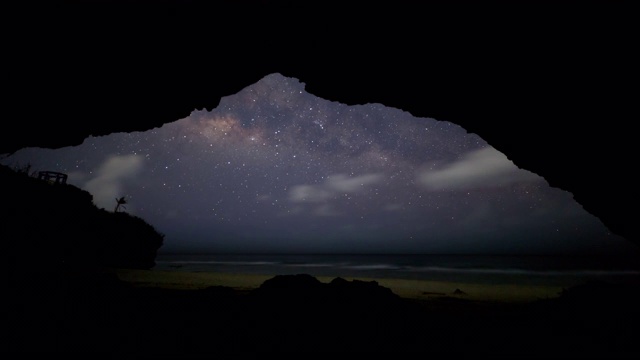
[114,196,127,213]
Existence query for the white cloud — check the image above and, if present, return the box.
[326,173,383,192]
[417,147,542,191]
[289,173,383,203]
[83,154,144,210]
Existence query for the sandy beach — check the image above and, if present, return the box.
[114,268,565,303]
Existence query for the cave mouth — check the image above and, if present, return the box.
[3,72,637,259]
[3,1,637,247]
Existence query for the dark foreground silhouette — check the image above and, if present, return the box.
[1,164,164,273]
[6,272,640,357]
[3,164,639,356]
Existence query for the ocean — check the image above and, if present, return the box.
[154,253,640,287]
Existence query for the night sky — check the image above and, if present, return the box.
[3,73,634,254]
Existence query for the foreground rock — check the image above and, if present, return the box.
[6,273,640,356]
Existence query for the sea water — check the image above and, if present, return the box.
[154,253,640,287]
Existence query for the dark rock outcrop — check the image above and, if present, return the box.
[453,288,467,295]
[253,274,400,305]
[258,273,323,292]
[246,274,411,352]
[6,271,640,355]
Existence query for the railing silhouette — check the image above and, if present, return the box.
[38,171,68,185]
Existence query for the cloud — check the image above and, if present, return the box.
[84,154,144,210]
[289,184,333,202]
[326,173,383,192]
[417,147,542,191]
[289,173,383,203]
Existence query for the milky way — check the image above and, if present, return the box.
[3,73,633,254]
